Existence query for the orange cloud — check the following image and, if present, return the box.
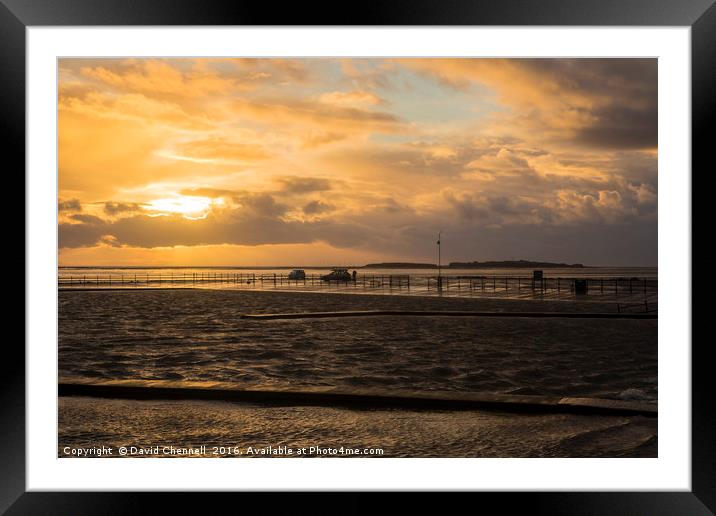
[80,59,237,97]
[58,58,658,266]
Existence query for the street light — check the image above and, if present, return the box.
[437,231,441,277]
[437,231,442,293]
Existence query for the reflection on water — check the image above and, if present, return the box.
[59,289,657,402]
[58,289,657,458]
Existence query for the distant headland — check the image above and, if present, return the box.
[363,260,585,269]
[362,262,438,269]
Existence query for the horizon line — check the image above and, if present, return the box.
[57,263,659,269]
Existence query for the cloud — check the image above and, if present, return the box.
[399,58,657,150]
[441,181,654,228]
[464,147,540,181]
[443,191,490,221]
[172,137,269,162]
[319,90,383,107]
[179,188,239,199]
[230,97,407,136]
[79,59,237,97]
[628,182,657,206]
[60,91,209,131]
[58,198,82,212]
[59,210,370,250]
[70,213,105,224]
[236,193,289,218]
[302,200,334,215]
[300,131,347,149]
[574,104,657,149]
[279,177,332,194]
[104,202,143,215]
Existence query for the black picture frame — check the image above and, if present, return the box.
[5,0,708,513]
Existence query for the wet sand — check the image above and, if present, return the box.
[59,397,657,458]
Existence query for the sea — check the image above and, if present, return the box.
[59,265,658,280]
[58,270,658,458]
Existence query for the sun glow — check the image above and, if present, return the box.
[146,195,217,219]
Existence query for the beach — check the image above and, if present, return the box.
[59,396,656,458]
[58,288,657,458]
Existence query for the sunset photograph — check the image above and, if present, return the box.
[57,57,658,458]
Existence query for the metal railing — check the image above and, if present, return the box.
[58,272,657,304]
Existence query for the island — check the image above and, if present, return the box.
[447,260,585,269]
[362,262,438,269]
[363,260,585,269]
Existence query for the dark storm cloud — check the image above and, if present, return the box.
[576,105,658,149]
[522,58,658,150]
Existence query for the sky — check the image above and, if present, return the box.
[58,58,657,267]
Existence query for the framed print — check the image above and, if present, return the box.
[6,0,710,513]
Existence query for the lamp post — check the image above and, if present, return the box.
[437,231,442,293]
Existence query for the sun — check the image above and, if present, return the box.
[146,195,219,220]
